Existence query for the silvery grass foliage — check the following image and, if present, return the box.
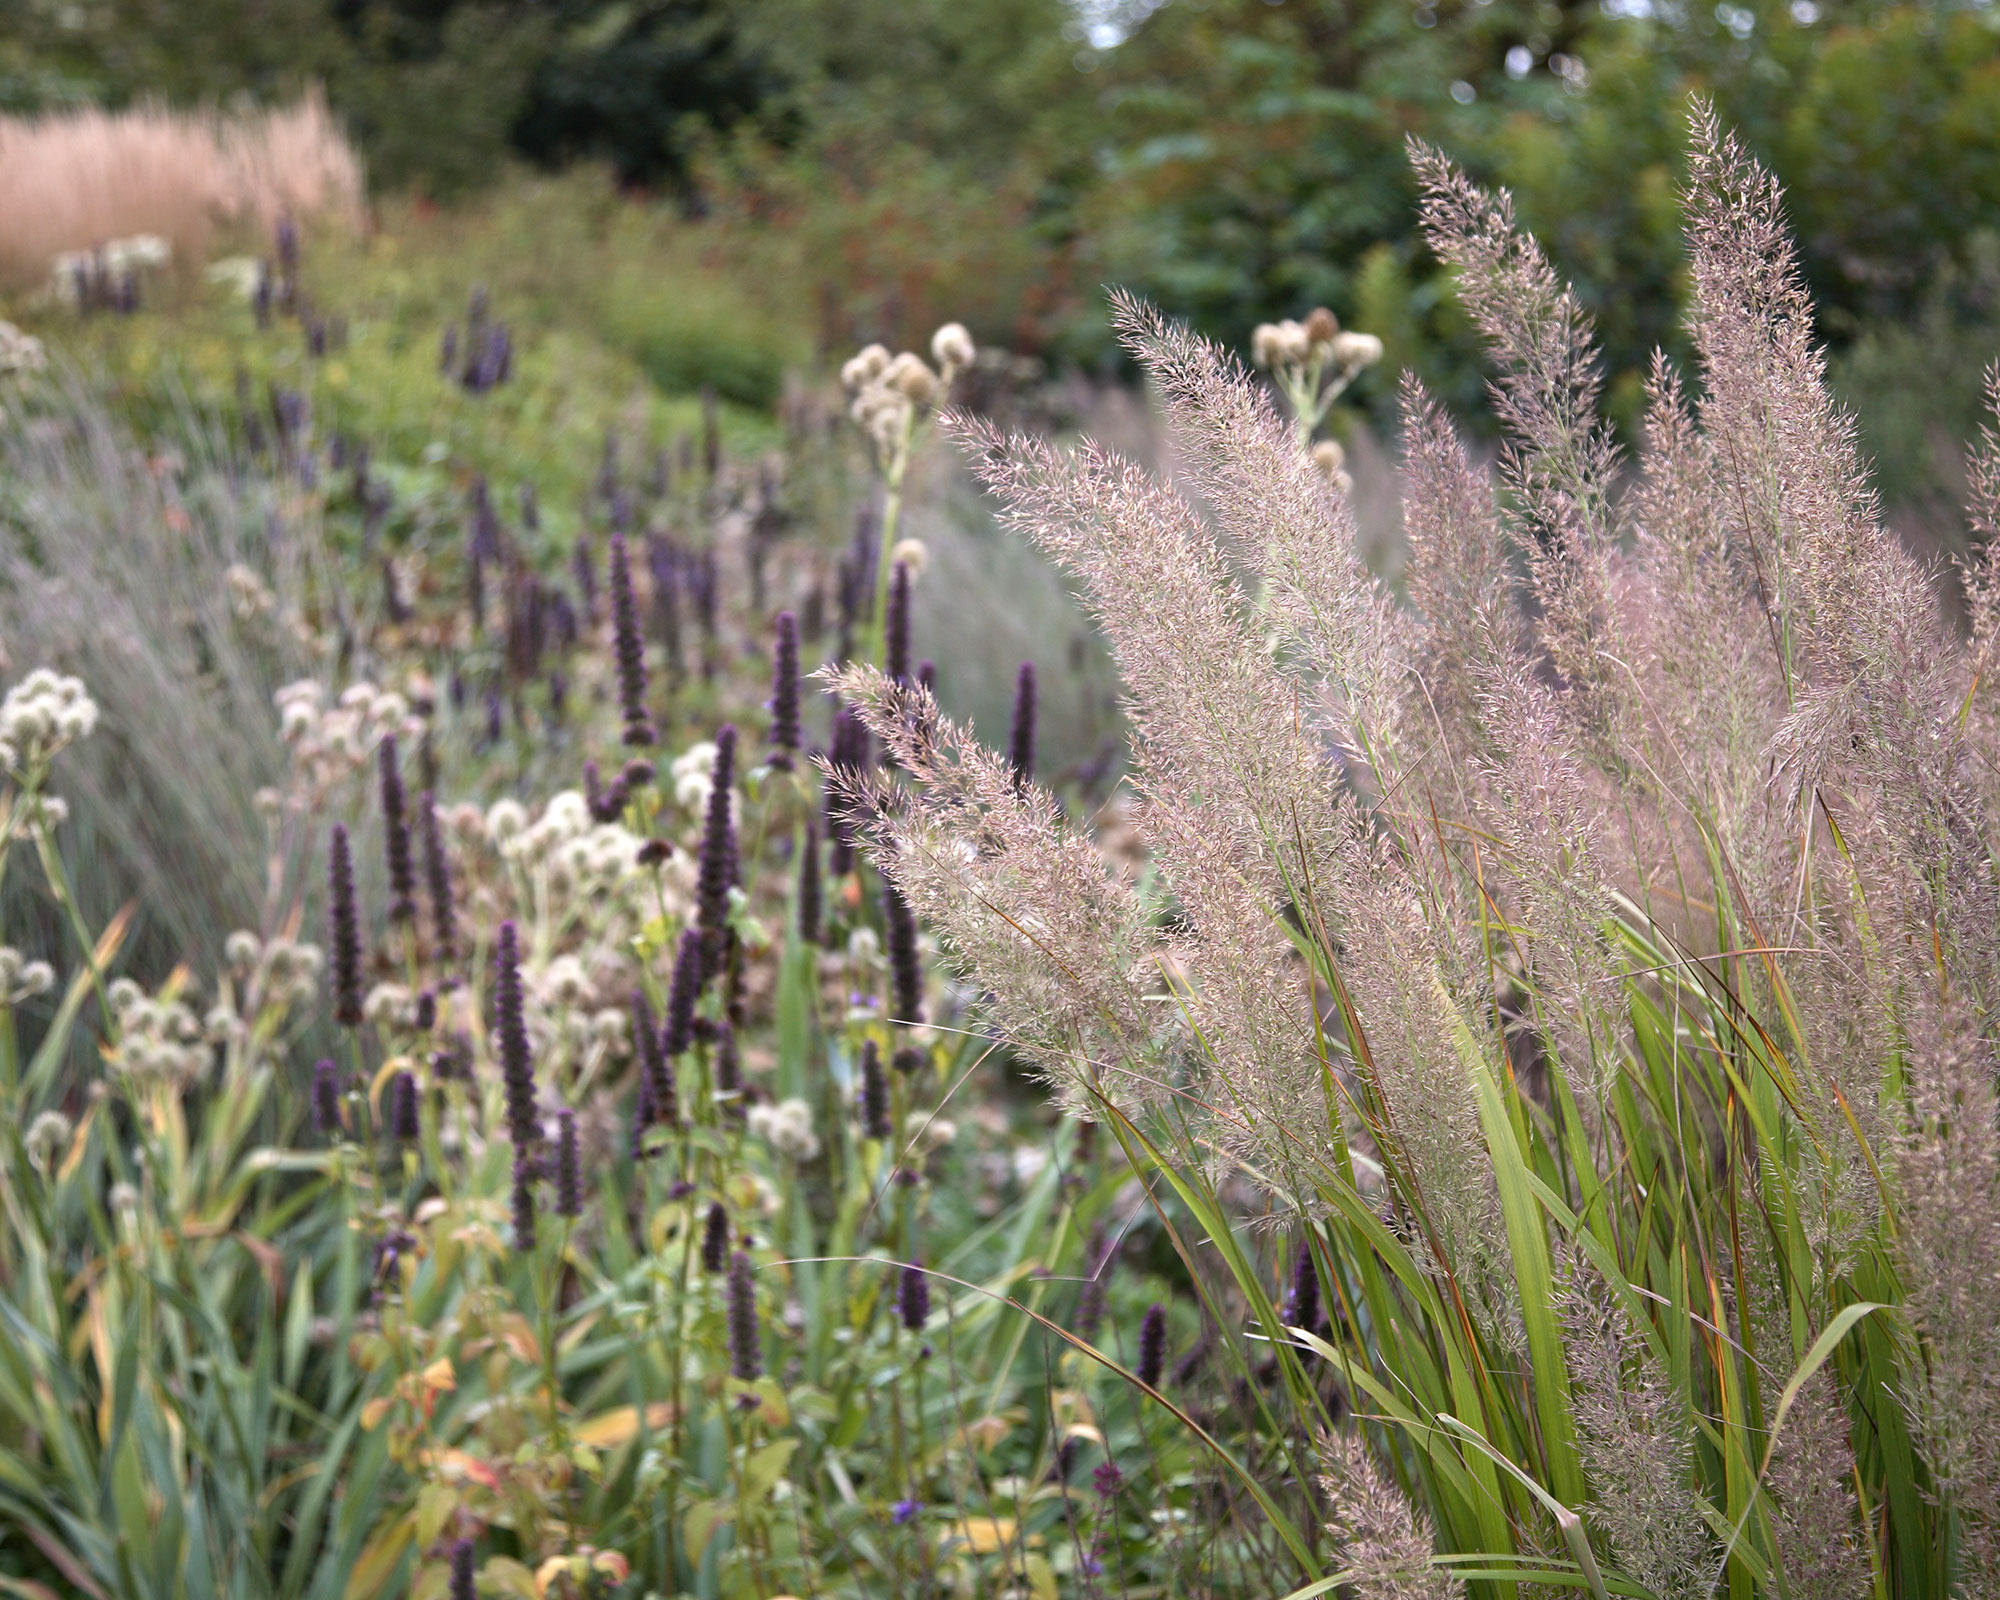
[0,374,331,960]
[830,105,2000,1597]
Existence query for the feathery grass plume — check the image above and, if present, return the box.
[510,1150,537,1252]
[882,877,923,1026]
[449,1539,475,1600]
[1394,373,1526,765]
[1409,141,1622,739]
[1765,1368,1871,1599]
[632,991,678,1130]
[700,1201,729,1274]
[1008,660,1036,793]
[554,1109,581,1218]
[898,1260,929,1332]
[419,791,456,959]
[885,559,912,686]
[312,1058,342,1136]
[327,823,364,1028]
[607,532,656,747]
[1136,1302,1167,1390]
[824,667,1161,1117]
[1894,992,2000,1576]
[377,734,416,922]
[858,1038,891,1139]
[661,928,703,1058]
[697,724,737,976]
[769,610,801,770]
[389,1070,419,1142]
[945,401,1345,1200]
[494,920,538,1151]
[1317,1431,1463,1599]
[727,1251,761,1382]
[796,816,822,947]
[1558,1258,1715,1597]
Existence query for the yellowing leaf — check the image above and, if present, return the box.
[588,1552,630,1581]
[570,1401,677,1448]
[743,1437,798,1504]
[477,1556,538,1599]
[421,1357,456,1392]
[949,1516,1021,1554]
[343,1515,415,1600]
[359,1396,393,1431]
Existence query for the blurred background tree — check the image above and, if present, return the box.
[7,0,2000,521]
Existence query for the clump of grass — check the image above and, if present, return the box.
[837,101,2000,1594]
[0,91,363,291]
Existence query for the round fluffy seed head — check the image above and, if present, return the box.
[494,921,538,1150]
[899,1259,930,1332]
[884,351,938,405]
[378,735,416,921]
[767,611,800,770]
[1303,305,1339,347]
[390,1069,419,1142]
[1137,1302,1168,1390]
[510,1150,537,1252]
[930,321,975,373]
[327,824,364,1028]
[700,1199,729,1274]
[726,1250,761,1382]
[1008,660,1036,793]
[554,1108,581,1217]
[1329,329,1383,370]
[608,532,655,746]
[858,1037,890,1140]
[312,1057,342,1136]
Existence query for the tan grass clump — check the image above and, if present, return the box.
[0,91,363,290]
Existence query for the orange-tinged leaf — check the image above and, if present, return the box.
[570,1402,677,1448]
[359,1396,393,1431]
[343,1515,415,1600]
[948,1516,1031,1554]
[421,1357,456,1392]
[588,1551,630,1581]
